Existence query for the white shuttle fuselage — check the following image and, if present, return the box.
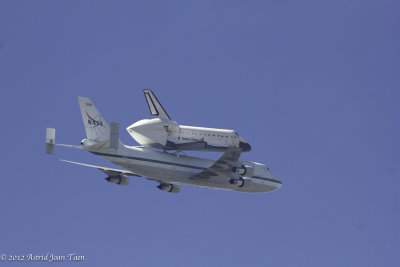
[127,90,251,152]
[127,118,251,152]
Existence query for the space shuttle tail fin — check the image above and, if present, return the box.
[78,97,111,142]
[143,89,171,120]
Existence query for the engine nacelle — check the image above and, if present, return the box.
[232,165,254,178]
[233,166,246,175]
[229,177,252,188]
[157,183,181,193]
[105,175,130,186]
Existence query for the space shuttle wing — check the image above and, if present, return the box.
[143,89,171,120]
[190,148,241,180]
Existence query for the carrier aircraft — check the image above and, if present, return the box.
[45,95,282,194]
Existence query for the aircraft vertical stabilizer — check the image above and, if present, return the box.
[143,89,171,120]
[78,97,111,142]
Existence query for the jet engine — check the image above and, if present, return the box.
[157,183,181,193]
[232,165,254,178]
[105,175,130,186]
[229,177,252,188]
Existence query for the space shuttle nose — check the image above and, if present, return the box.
[127,118,168,147]
[130,121,146,132]
[239,141,251,152]
[129,118,163,133]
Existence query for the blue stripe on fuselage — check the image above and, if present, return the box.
[91,151,282,185]
[91,151,206,170]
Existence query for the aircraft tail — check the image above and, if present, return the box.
[143,89,171,120]
[78,97,111,142]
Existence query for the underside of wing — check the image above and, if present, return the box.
[59,159,141,177]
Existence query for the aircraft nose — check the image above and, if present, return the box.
[239,141,251,152]
[265,168,282,187]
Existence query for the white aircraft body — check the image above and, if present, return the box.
[127,90,251,152]
[45,96,282,194]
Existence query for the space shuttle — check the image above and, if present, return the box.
[127,90,251,152]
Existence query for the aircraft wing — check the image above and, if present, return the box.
[143,89,171,120]
[59,159,141,177]
[190,148,242,180]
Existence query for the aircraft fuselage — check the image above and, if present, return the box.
[127,118,251,152]
[84,142,280,193]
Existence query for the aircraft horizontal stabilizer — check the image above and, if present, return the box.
[45,128,82,155]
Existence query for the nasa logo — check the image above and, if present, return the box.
[86,112,103,127]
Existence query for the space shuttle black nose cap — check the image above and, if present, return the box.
[239,141,251,152]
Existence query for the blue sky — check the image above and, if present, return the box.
[0,1,398,266]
